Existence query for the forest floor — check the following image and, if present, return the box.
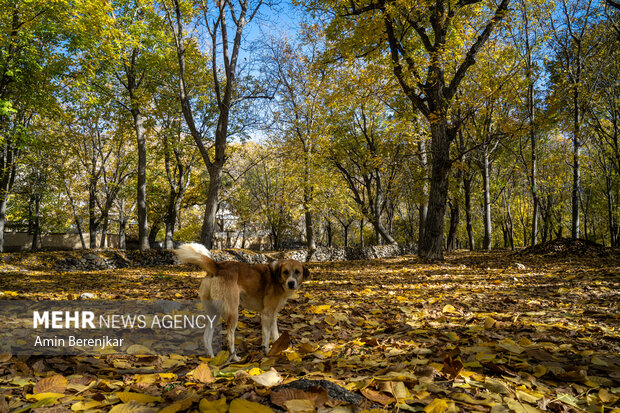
[0,246,619,413]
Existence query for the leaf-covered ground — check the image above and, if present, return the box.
[0,250,619,412]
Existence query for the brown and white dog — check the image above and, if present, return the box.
[175,243,309,361]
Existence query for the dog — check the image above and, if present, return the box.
[174,243,309,361]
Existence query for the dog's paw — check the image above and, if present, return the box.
[227,353,241,363]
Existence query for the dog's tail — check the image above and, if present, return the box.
[174,243,217,276]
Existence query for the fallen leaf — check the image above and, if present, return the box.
[193,363,215,384]
[268,331,291,356]
[34,375,67,394]
[283,399,315,413]
[229,398,274,412]
[250,368,283,387]
[115,392,163,403]
[199,398,228,413]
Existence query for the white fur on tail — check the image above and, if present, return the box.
[175,242,212,266]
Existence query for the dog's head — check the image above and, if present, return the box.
[270,260,310,291]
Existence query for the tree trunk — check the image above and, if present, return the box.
[419,120,451,259]
[303,151,316,249]
[0,141,18,252]
[0,195,8,252]
[68,194,86,249]
[326,218,333,247]
[201,163,223,248]
[164,188,182,250]
[523,3,539,247]
[571,40,582,240]
[164,216,176,249]
[305,209,316,249]
[118,202,127,250]
[99,211,109,248]
[463,176,475,250]
[417,139,428,247]
[372,216,395,245]
[30,193,41,251]
[606,176,618,246]
[133,108,149,250]
[446,200,459,251]
[482,145,492,250]
[88,177,98,249]
[149,222,160,247]
[359,218,365,248]
[571,132,581,239]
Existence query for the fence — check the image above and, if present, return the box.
[3,232,121,251]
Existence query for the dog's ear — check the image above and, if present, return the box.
[269,260,281,276]
[303,265,310,280]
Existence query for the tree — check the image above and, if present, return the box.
[547,0,605,240]
[163,0,268,248]
[267,37,328,250]
[323,63,406,245]
[306,0,511,259]
[0,0,70,251]
[510,0,550,246]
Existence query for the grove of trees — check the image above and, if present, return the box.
[0,0,618,257]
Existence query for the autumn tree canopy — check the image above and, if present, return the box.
[0,0,618,254]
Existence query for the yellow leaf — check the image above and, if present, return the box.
[424,398,450,413]
[134,374,158,385]
[430,363,444,372]
[475,353,496,362]
[497,338,525,354]
[211,351,229,366]
[309,305,331,314]
[199,398,228,413]
[532,365,546,377]
[442,304,459,315]
[324,314,337,325]
[248,367,263,376]
[193,363,215,384]
[516,389,544,404]
[599,388,619,404]
[451,392,495,407]
[283,399,315,412]
[71,400,105,411]
[26,392,65,401]
[126,344,154,355]
[297,342,316,354]
[115,392,163,403]
[158,373,177,381]
[109,401,154,413]
[285,351,302,362]
[483,317,496,329]
[229,398,274,412]
[71,400,104,412]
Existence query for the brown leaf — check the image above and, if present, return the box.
[361,388,396,406]
[34,374,67,394]
[0,395,8,413]
[193,363,215,384]
[270,386,329,409]
[267,331,291,356]
[443,356,463,379]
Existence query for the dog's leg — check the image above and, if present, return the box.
[270,313,279,342]
[202,299,220,358]
[261,311,275,354]
[222,289,241,362]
